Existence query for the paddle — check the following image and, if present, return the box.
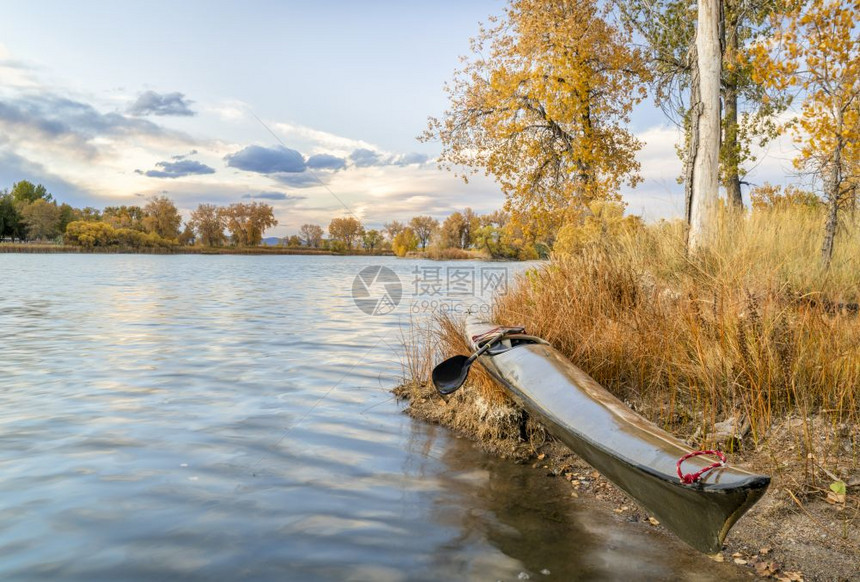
[431,331,507,395]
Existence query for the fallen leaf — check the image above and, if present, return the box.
[754,560,777,577]
[829,480,846,496]
[709,553,725,563]
[648,517,660,526]
[733,558,748,565]
[537,453,546,460]
[759,547,771,555]
[826,491,846,504]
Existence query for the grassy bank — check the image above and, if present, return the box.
[396,208,859,579]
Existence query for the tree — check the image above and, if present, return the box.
[620,0,789,213]
[10,180,51,204]
[328,217,363,249]
[189,204,226,247]
[392,228,419,257]
[0,192,24,241]
[20,199,61,240]
[754,0,859,267]
[286,234,302,247]
[383,220,405,240]
[103,205,145,231]
[424,0,648,229]
[178,224,195,246]
[688,0,722,250]
[440,208,480,249]
[142,195,182,241]
[223,202,278,246]
[299,223,324,248]
[409,215,438,250]
[362,229,384,251]
[749,183,821,211]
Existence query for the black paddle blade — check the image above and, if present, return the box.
[431,354,472,395]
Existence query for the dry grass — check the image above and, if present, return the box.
[399,207,859,478]
[491,209,859,474]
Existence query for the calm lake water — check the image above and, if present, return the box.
[0,254,748,581]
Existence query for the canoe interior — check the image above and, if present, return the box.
[465,319,769,554]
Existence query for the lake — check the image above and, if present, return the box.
[0,254,746,581]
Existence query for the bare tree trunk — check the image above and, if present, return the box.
[684,44,701,226]
[821,109,844,269]
[722,1,743,209]
[689,0,722,250]
[821,182,839,268]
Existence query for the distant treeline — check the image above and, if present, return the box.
[1,179,828,258]
[0,180,548,258]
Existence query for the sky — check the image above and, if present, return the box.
[0,1,799,236]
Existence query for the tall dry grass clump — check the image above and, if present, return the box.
[493,209,859,468]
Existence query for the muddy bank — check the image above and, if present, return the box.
[394,379,859,582]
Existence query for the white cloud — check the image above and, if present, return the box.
[272,121,377,156]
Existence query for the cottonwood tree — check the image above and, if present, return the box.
[142,195,182,241]
[20,199,61,240]
[362,229,384,251]
[0,191,24,241]
[224,202,278,246]
[299,223,324,247]
[620,0,788,218]
[328,217,363,249]
[688,0,722,249]
[424,0,648,234]
[392,228,418,257]
[103,205,145,231]
[383,220,405,240]
[440,209,480,249]
[409,215,438,250]
[752,0,859,267]
[189,203,226,246]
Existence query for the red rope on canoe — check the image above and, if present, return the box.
[677,450,727,484]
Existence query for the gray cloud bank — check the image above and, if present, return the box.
[136,159,215,179]
[128,91,195,117]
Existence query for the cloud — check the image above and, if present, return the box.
[0,147,92,206]
[128,91,195,117]
[348,148,428,168]
[225,145,306,174]
[241,191,306,201]
[272,121,376,154]
[350,148,383,168]
[391,152,429,166]
[0,93,193,159]
[273,172,322,188]
[136,159,215,179]
[306,153,346,170]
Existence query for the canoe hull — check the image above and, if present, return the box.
[467,320,769,553]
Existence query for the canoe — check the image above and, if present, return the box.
[463,318,770,554]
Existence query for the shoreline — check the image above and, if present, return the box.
[0,244,528,260]
[394,378,859,582]
[0,243,388,256]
